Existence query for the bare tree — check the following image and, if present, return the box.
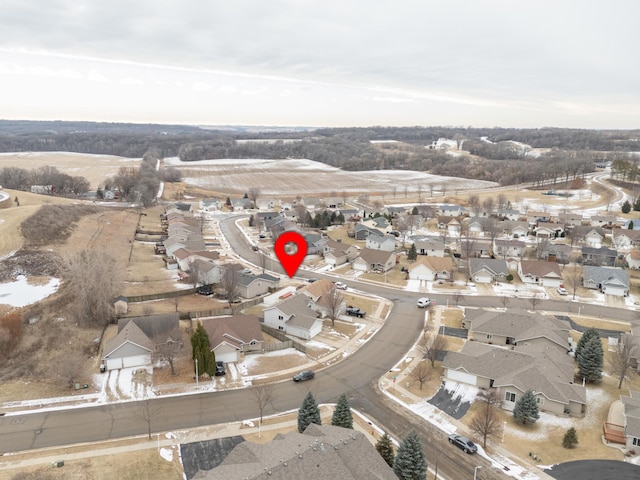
[258,250,268,273]
[322,287,345,327]
[564,261,583,301]
[470,390,502,448]
[155,327,184,376]
[187,259,207,288]
[610,338,638,389]
[425,333,448,367]
[56,249,122,328]
[219,264,241,308]
[55,352,87,388]
[341,191,349,205]
[247,187,261,209]
[135,398,154,440]
[529,293,540,311]
[497,193,508,212]
[482,197,495,215]
[408,361,431,390]
[250,383,276,432]
[468,194,481,217]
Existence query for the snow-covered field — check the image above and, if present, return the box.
[164,157,499,195]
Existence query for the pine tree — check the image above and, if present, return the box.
[562,427,578,448]
[392,430,427,480]
[575,328,600,359]
[190,322,216,377]
[622,200,631,214]
[375,433,395,468]
[407,243,417,261]
[331,393,353,429]
[411,206,419,215]
[297,391,321,433]
[577,335,603,383]
[512,390,540,425]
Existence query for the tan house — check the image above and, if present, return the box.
[352,248,396,273]
[322,238,360,266]
[236,273,280,299]
[517,260,563,287]
[443,341,586,416]
[200,315,264,364]
[263,293,323,340]
[408,256,455,281]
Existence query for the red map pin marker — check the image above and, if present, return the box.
[274,231,307,278]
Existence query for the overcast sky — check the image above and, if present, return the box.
[0,1,638,129]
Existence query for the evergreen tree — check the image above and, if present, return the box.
[190,322,216,377]
[575,328,600,359]
[225,196,231,206]
[375,433,395,468]
[562,427,578,448]
[331,393,353,429]
[629,221,634,230]
[297,391,321,433]
[634,197,640,212]
[512,390,540,425]
[411,206,419,215]
[336,212,345,224]
[622,200,632,214]
[577,335,604,383]
[393,430,427,480]
[407,243,417,261]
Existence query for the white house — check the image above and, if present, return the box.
[365,234,396,252]
[408,256,455,281]
[517,260,563,287]
[352,249,396,273]
[263,293,323,340]
[102,321,153,370]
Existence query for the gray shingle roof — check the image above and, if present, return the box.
[583,266,629,288]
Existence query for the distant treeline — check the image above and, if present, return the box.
[0,121,638,186]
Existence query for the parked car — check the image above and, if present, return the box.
[448,433,477,454]
[334,282,348,290]
[215,361,226,376]
[307,278,318,283]
[557,285,568,295]
[252,245,259,251]
[346,306,366,318]
[198,285,213,296]
[258,233,266,239]
[293,370,315,382]
[417,297,432,308]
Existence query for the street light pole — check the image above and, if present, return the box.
[195,358,199,387]
[474,466,482,480]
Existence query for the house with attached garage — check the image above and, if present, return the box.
[263,292,323,340]
[322,238,360,266]
[365,234,396,252]
[620,391,640,450]
[412,237,446,257]
[462,308,571,352]
[626,250,640,269]
[408,256,455,281]
[582,265,629,296]
[200,315,264,364]
[468,258,509,283]
[236,272,280,299]
[517,260,563,287]
[581,246,617,267]
[198,198,222,212]
[539,242,571,264]
[500,220,529,238]
[352,248,396,273]
[353,223,381,241]
[442,341,586,416]
[304,232,327,255]
[102,313,180,371]
[438,204,465,217]
[570,226,606,248]
[493,238,526,259]
[589,214,618,228]
[612,228,640,248]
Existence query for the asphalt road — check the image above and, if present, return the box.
[1,214,637,480]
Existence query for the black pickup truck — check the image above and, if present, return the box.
[346,306,366,318]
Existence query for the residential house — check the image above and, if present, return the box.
[166,202,193,214]
[301,197,321,209]
[620,325,640,373]
[231,197,253,211]
[172,248,220,272]
[164,234,206,258]
[468,258,509,283]
[463,308,571,352]
[253,211,281,230]
[353,223,382,241]
[620,391,640,450]
[582,266,629,296]
[352,248,396,273]
[103,313,180,371]
[571,226,605,248]
[263,293,323,340]
[581,246,617,267]
[560,212,584,227]
[302,232,326,255]
[183,258,223,285]
[412,237,446,257]
[493,239,526,259]
[194,424,397,480]
[365,234,396,252]
[438,204,465,217]
[466,217,490,235]
[445,217,461,237]
[266,217,299,239]
[256,198,280,211]
[199,198,222,212]
[498,208,522,221]
[442,341,586,416]
[387,205,409,217]
[299,279,343,318]
[612,228,640,249]
[518,260,564,287]
[533,222,562,240]
[408,256,455,281]
[589,214,618,228]
[626,250,640,269]
[322,239,360,267]
[236,272,280,299]
[458,238,493,258]
[362,216,390,233]
[526,211,551,224]
[500,220,529,238]
[540,243,572,264]
[200,315,264,364]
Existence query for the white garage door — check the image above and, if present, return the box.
[106,354,151,370]
[446,369,478,386]
[215,351,238,364]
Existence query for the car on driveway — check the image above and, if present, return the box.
[346,306,366,318]
[417,297,432,308]
[293,370,315,382]
[448,433,477,454]
[334,282,348,290]
[215,361,226,376]
[557,285,568,295]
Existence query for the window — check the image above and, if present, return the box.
[505,392,516,402]
[278,315,284,320]
[536,397,544,405]
[633,437,640,447]
[486,334,493,340]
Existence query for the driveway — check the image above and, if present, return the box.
[545,459,640,480]
[427,382,477,419]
